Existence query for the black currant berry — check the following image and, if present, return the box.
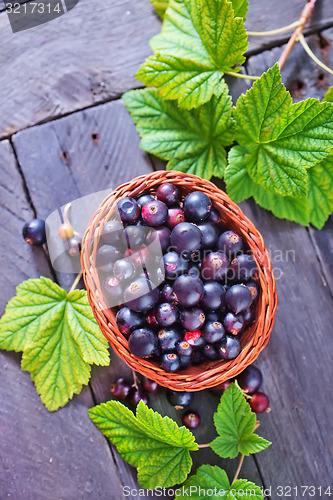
[167,208,186,229]
[202,343,219,360]
[223,312,244,335]
[158,327,181,352]
[243,307,255,325]
[156,302,178,327]
[117,197,140,224]
[163,251,189,279]
[209,380,231,395]
[110,378,131,401]
[226,285,252,314]
[166,390,194,409]
[146,226,171,253]
[231,254,258,281]
[197,221,219,249]
[113,258,136,281]
[156,183,180,207]
[246,281,259,302]
[129,388,149,408]
[160,283,175,302]
[207,208,221,225]
[180,307,205,331]
[173,274,204,307]
[121,225,146,249]
[146,308,159,328]
[237,365,262,394]
[183,192,211,222]
[249,392,269,413]
[137,194,155,207]
[142,377,159,394]
[66,236,81,257]
[161,353,180,372]
[170,222,202,256]
[218,230,244,257]
[201,252,229,281]
[124,278,159,312]
[202,321,225,343]
[96,245,121,272]
[182,410,201,429]
[101,220,123,246]
[142,200,168,227]
[116,307,143,335]
[217,336,241,360]
[128,328,157,357]
[176,341,193,357]
[179,354,192,369]
[200,281,226,310]
[22,218,46,246]
[102,276,124,303]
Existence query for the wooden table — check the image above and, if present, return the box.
[0,1,332,498]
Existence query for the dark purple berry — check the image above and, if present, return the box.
[110,378,131,401]
[124,277,159,312]
[231,254,258,281]
[161,353,180,372]
[205,311,221,322]
[209,380,231,395]
[173,275,204,307]
[146,226,171,252]
[66,236,81,257]
[121,225,146,249]
[188,262,201,279]
[128,328,157,357]
[170,222,202,256]
[146,308,159,328]
[156,183,180,207]
[113,258,136,281]
[116,307,143,335]
[218,230,244,257]
[197,221,219,248]
[156,302,178,327]
[207,208,221,225]
[161,283,175,302]
[201,252,229,281]
[243,307,255,325]
[180,307,205,331]
[217,336,241,360]
[117,197,140,224]
[96,245,121,272]
[22,218,46,246]
[223,312,244,335]
[200,281,226,310]
[142,377,159,394]
[102,275,124,303]
[246,281,259,302]
[176,341,193,357]
[237,365,262,394]
[179,354,192,369]
[182,410,201,429]
[163,251,189,279]
[202,321,225,343]
[137,194,155,207]
[183,191,211,222]
[167,208,186,229]
[226,284,252,314]
[142,200,168,227]
[249,392,269,413]
[101,220,123,246]
[158,327,181,352]
[202,343,219,360]
[166,390,194,409]
[129,388,149,408]
[184,330,206,349]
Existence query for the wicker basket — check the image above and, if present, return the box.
[81,171,277,391]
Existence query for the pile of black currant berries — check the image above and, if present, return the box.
[97,183,259,373]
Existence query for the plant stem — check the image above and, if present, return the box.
[278,0,316,70]
[232,454,245,483]
[69,271,83,293]
[132,369,140,390]
[226,71,259,81]
[247,20,300,37]
[198,443,211,449]
[298,32,333,76]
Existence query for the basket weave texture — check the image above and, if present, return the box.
[81,171,278,391]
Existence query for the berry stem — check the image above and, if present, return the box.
[226,71,259,81]
[297,32,333,76]
[63,203,72,227]
[278,0,316,70]
[232,454,245,483]
[132,369,140,390]
[69,271,83,294]
[247,20,300,37]
[198,443,211,449]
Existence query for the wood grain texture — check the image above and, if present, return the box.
[0,140,124,500]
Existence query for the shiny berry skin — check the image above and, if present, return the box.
[101,220,123,246]
[113,258,136,281]
[223,312,244,335]
[217,335,241,360]
[121,225,146,249]
[179,354,192,369]
[209,380,231,395]
[231,254,258,281]
[58,222,74,239]
[201,252,229,281]
[156,302,178,326]
[176,341,193,357]
[161,353,180,372]
[142,377,159,394]
[117,197,140,223]
[184,330,206,348]
[128,328,157,357]
[110,378,131,401]
[243,307,255,325]
[124,278,159,312]
[116,307,143,335]
[166,390,194,409]
[161,283,175,302]
[188,262,201,279]
[163,251,189,279]
[167,208,186,229]
[207,208,221,225]
[96,245,122,272]
[137,194,155,207]
[226,284,252,314]
[146,226,171,253]
[158,327,181,352]
[249,392,269,413]
[142,200,168,227]
[146,308,159,328]
[218,230,244,257]
[170,222,202,256]
[197,221,219,249]
[66,236,81,257]
[182,410,201,429]
[173,275,204,307]
[205,311,221,322]
[200,281,226,310]
[180,307,205,331]
[183,192,212,222]
[202,343,219,360]
[237,365,262,394]
[22,218,46,246]
[156,183,180,207]
[202,320,225,343]
[102,276,123,303]
[246,281,259,302]
[129,388,149,408]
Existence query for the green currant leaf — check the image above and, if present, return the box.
[231,0,248,19]
[88,400,198,489]
[176,465,264,499]
[307,154,333,229]
[123,87,235,179]
[234,64,333,198]
[151,0,169,18]
[210,383,271,459]
[145,0,248,109]
[323,86,333,103]
[0,277,110,411]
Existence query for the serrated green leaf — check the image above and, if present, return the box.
[231,0,248,18]
[151,0,169,18]
[123,87,235,179]
[176,465,264,499]
[88,400,198,489]
[323,86,333,103]
[307,154,333,229]
[146,0,248,109]
[234,64,333,198]
[0,277,109,411]
[210,383,271,459]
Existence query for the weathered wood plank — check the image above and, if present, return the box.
[0,139,124,500]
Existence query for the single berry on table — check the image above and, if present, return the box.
[202,320,225,343]
[156,183,180,207]
[110,377,131,401]
[142,200,168,227]
[123,277,159,312]
[137,194,155,207]
[156,302,178,326]
[180,307,205,331]
[161,352,180,372]
[218,230,244,257]
[66,236,81,257]
[223,312,244,335]
[128,328,157,358]
[142,377,159,394]
[197,221,219,248]
[176,340,193,357]
[22,218,46,246]
[167,207,186,229]
[209,380,231,395]
[158,327,181,352]
[173,274,204,307]
[166,390,194,409]
[226,284,252,314]
[113,258,136,281]
[249,392,269,413]
[217,335,241,360]
[183,191,212,222]
[116,307,143,336]
[101,220,123,246]
[200,281,226,310]
[117,197,140,223]
[184,330,206,349]
[58,222,74,239]
[182,410,201,429]
[237,365,262,394]
[201,252,229,281]
[231,254,258,281]
[129,388,149,408]
[170,222,202,256]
